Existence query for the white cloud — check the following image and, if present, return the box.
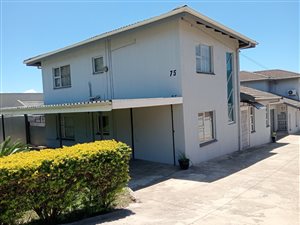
[24,89,38,93]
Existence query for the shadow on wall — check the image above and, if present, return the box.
[129,141,289,191]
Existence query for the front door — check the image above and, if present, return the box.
[270,109,275,132]
[241,108,250,149]
[97,112,113,140]
[277,112,287,131]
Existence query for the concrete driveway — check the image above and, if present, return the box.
[70,134,299,225]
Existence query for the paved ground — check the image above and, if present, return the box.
[70,134,299,225]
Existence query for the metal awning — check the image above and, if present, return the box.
[0,97,183,115]
[249,102,266,110]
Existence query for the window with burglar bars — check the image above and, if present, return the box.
[196,44,213,74]
[59,116,75,139]
[226,52,234,122]
[198,111,215,144]
[53,65,71,88]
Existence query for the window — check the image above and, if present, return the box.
[250,107,255,132]
[198,111,215,145]
[53,65,71,88]
[266,105,270,127]
[196,44,213,74]
[98,114,110,136]
[92,56,105,74]
[226,52,234,122]
[60,116,74,139]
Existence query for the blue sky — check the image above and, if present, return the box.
[1,0,299,93]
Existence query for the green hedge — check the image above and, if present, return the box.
[0,140,131,225]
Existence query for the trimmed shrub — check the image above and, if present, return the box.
[0,140,131,225]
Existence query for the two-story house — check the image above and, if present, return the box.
[240,70,300,134]
[1,6,257,165]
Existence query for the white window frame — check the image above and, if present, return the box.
[196,44,214,74]
[92,56,105,74]
[198,111,216,146]
[250,107,255,132]
[53,65,71,89]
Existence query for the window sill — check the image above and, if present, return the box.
[54,85,72,89]
[93,71,105,75]
[196,72,215,75]
[228,121,236,125]
[251,131,256,133]
[199,139,217,147]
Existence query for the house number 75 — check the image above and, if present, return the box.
[170,70,177,76]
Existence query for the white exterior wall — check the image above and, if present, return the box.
[287,106,300,134]
[41,18,182,104]
[249,107,271,147]
[269,78,300,101]
[241,80,270,92]
[178,18,240,163]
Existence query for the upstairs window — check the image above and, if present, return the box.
[92,56,105,74]
[196,44,213,74]
[226,52,235,122]
[198,111,215,145]
[53,65,71,88]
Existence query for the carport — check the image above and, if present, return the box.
[0,97,183,165]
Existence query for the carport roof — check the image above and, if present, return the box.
[240,86,281,102]
[0,97,183,115]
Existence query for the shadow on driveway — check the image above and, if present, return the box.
[129,141,289,191]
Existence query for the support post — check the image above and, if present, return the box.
[130,108,135,159]
[58,113,63,147]
[170,105,176,166]
[1,115,5,141]
[24,114,31,144]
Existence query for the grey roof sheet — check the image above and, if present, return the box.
[24,5,257,66]
[240,86,281,101]
[240,70,300,82]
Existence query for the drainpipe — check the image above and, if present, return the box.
[236,48,242,151]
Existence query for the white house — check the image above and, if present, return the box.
[1,6,258,165]
[240,70,300,134]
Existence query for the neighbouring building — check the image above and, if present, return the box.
[0,93,46,146]
[0,6,258,164]
[240,70,300,134]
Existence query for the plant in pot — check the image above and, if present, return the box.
[271,132,277,143]
[178,152,190,170]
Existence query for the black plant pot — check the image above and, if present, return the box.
[178,159,190,170]
[272,136,276,143]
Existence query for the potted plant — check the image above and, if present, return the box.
[271,132,277,143]
[178,152,190,170]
